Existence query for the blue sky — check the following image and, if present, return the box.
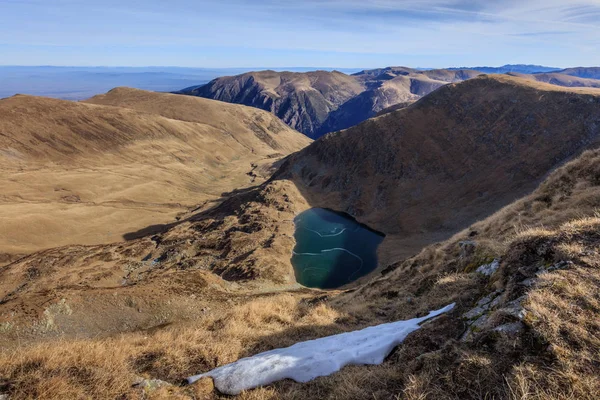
[1,0,599,68]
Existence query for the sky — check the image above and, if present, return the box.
[1,0,599,68]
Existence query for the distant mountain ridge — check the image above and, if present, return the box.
[178,64,600,138]
[455,65,600,79]
[178,67,482,138]
[558,67,600,80]
[449,64,559,74]
[506,72,600,88]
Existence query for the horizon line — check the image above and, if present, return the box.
[2,64,586,70]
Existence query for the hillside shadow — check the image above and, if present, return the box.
[122,184,261,240]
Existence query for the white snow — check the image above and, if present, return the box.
[187,303,455,395]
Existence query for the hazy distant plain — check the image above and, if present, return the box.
[0,66,363,100]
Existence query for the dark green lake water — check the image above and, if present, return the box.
[291,208,385,289]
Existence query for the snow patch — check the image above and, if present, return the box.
[187,303,455,395]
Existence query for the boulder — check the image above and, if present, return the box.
[493,322,524,337]
[476,259,500,276]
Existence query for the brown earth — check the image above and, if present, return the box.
[0,89,310,262]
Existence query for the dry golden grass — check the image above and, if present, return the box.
[3,150,600,399]
[0,90,310,260]
[2,178,600,399]
[3,90,600,399]
[0,293,346,399]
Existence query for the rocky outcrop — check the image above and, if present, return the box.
[476,259,500,276]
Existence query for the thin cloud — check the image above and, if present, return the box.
[0,0,599,67]
[509,31,577,37]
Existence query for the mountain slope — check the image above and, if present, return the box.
[179,67,482,138]
[0,90,310,260]
[84,87,310,155]
[507,71,600,88]
[277,74,600,263]
[557,67,600,80]
[179,70,364,138]
[323,147,600,399]
[452,64,559,74]
[2,78,600,400]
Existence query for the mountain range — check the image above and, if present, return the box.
[0,66,363,100]
[449,64,560,74]
[181,66,600,138]
[1,68,600,399]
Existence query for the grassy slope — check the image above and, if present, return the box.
[1,76,600,399]
[0,90,310,259]
[280,74,600,265]
[1,134,599,399]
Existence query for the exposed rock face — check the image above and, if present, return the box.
[179,67,482,138]
[132,377,171,390]
[476,259,500,276]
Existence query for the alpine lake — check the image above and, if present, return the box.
[291,208,385,289]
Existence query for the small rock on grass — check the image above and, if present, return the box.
[476,259,500,276]
[132,377,172,391]
[493,322,524,336]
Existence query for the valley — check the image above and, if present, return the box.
[0,88,310,264]
[4,0,600,397]
[1,73,600,400]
